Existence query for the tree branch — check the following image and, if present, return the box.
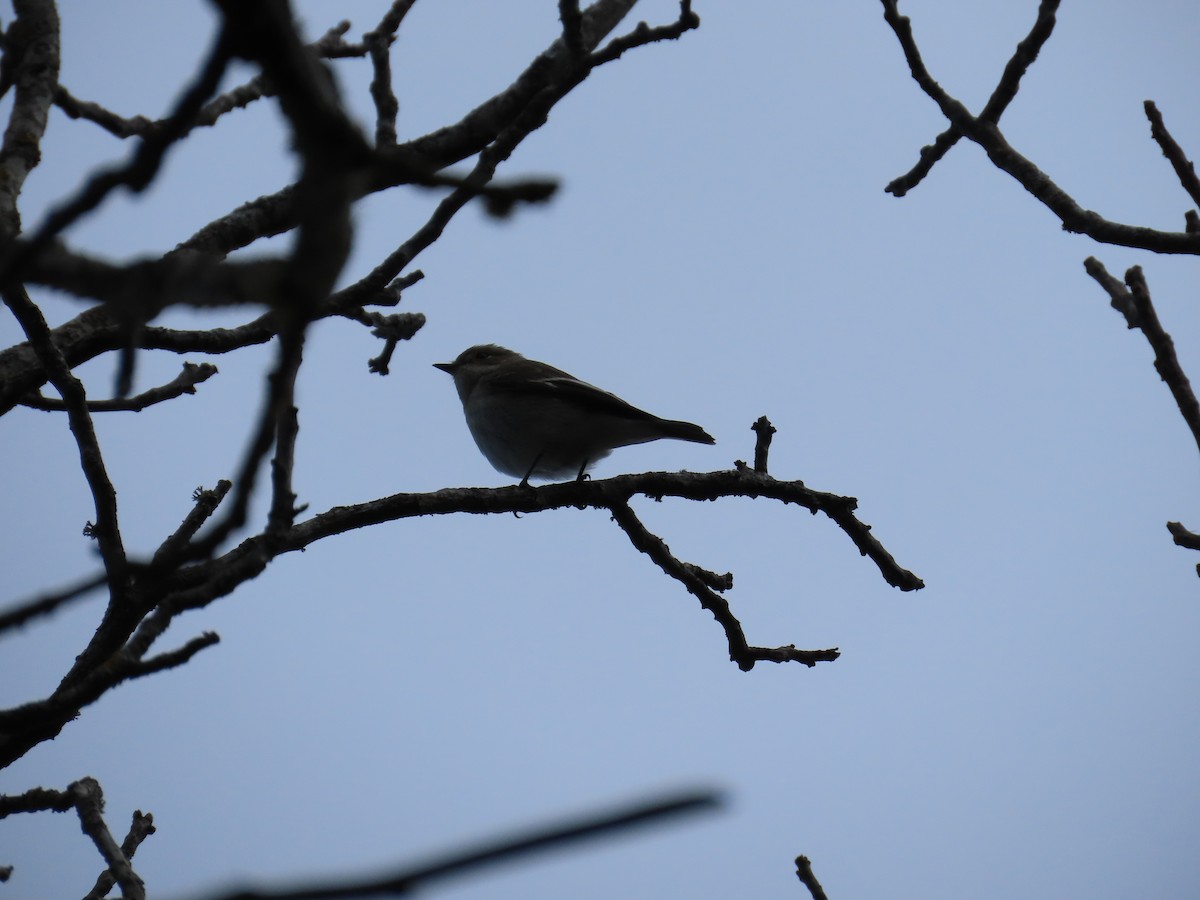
[20,361,217,412]
[885,0,1059,197]
[2,286,128,589]
[1083,258,1200,458]
[609,499,839,671]
[879,0,1200,254]
[0,0,60,241]
[83,809,156,900]
[1144,100,1200,213]
[795,855,830,900]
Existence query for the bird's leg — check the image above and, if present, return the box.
[520,451,545,488]
[575,458,591,482]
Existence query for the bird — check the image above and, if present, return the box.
[434,344,715,484]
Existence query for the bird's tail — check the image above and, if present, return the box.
[660,419,716,445]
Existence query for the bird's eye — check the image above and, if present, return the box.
[474,350,490,361]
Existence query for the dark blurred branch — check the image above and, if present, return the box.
[589,0,699,66]
[0,572,107,634]
[198,789,721,900]
[6,28,234,282]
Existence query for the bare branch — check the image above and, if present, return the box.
[7,28,234,282]
[53,85,153,138]
[69,777,145,900]
[795,855,830,900]
[0,784,76,816]
[1,779,153,898]
[180,0,639,258]
[1167,521,1200,552]
[559,0,586,57]
[83,810,156,900]
[886,0,1060,197]
[362,1,416,147]
[153,481,233,566]
[1144,100,1200,212]
[609,499,840,670]
[589,0,699,67]
[2,286,128,588]
[1084,258,1200,458]
[879,0,1200,254]
[20,361,217,412]
[125,631,220,679]
[751,415,776,474]
[53,22,362,141]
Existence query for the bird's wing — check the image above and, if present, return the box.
[489,369,660,421]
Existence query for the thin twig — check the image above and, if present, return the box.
[609,499,839,671]
[9,28,234,280]
[152,481,233,567]
[20,361,217,412]
[1144,100,1200,211]
[363,2,416,146]
[2,287,128,588]
[795,855,830,900]
[1084,258,1200,458]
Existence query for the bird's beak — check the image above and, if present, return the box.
[432,362,455,374]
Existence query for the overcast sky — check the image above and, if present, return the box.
[2,2,1198,898]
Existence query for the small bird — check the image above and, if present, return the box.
[434,344,715,484]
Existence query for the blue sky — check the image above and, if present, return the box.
[2,2,1198,898]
